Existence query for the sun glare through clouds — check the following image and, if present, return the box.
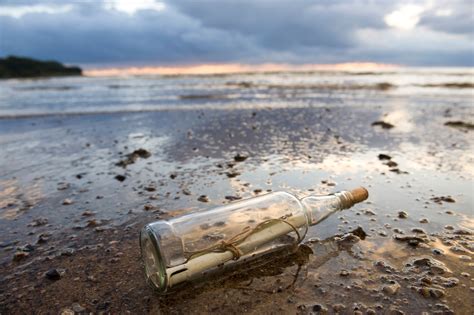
[384,4,425,30]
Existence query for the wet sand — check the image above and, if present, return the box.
[1,100,473,313]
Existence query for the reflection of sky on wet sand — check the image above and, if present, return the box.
[0,178,43,220]
[458,214,474,230]
[0,103,472,243]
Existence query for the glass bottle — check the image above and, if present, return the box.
[140,187,368,293]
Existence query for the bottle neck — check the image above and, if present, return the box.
[300,191,356,226]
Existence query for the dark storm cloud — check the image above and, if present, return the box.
[170,0,390,50]
[0,0,472,66]
[0,4,260,64]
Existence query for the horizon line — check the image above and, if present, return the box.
[83,62,399,76]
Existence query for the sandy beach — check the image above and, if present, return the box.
[0,70,473,314]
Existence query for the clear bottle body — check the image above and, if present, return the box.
[140,188,367,293]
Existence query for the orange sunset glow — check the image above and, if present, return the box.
[84,62,398,76]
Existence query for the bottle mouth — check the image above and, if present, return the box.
[140,226,168,293]
[337,187,369,209]
[349,187,369,204]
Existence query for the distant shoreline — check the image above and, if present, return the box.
[0,56,82,79]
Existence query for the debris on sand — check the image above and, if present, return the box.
[389,168,409,174]
[350,226,367,240]
[452,228,472,235]
[57,182,70,190]
[116,149,151,168]
[28,217,48,226]
[45,268,62,280]
[398,211,408,219]
[311,304,328,313]
[115,174,126,182]
[71,303,86,313]
[198,195,209,203]
[143,203,155,211]
[12,251,29,262]
[371,121,394,129]
[321,179,336,186]
[407,256,451,275]
[224,195,242,201]
[339,270,349,277]
[225,171,240,178]
[430,196,455,204]
[144,183,156,192]
[382,281,401,295]
[444,121,474,131]
[377,153,404,173]
[233,154,248,162]
[362,209,376,216]
[62,198,73,205]
[415,286,446,299]
[394,234,427,247]
[378,153,392,160]
[37,233,49,244]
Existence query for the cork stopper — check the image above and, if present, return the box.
[349,187,369,204]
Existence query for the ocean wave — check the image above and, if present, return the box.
[179,94,231,100]
[14,85,78,91]
[418,82,474,88]
[225,81,395,91]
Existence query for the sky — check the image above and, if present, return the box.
[0,0,473,67]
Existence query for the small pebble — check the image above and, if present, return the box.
[234,154,248,162]
[198,195,209,202]
[143,203,154,211]
[312,304,327,312]
[13,251,29,262]
[57,182,70,190]
[45,268,61,280]
[398,211,408,219]
[382,281,401,295]
[332,304,346,312]
[71,303,85,313]
[114,174,126,182]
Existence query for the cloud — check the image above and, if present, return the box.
[171,1,390,50]
[0,4,73,18]
[419,0,474,35]
[384,4,425,30]
[0,0,472,66]
[104,0,166,15]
